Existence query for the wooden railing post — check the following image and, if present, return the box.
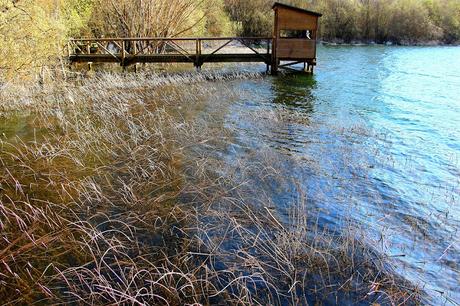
[195,39,202,71]
[86,41,92,71]
[133,39,138,72]
[121,39,126,69]
[122,40,126,58]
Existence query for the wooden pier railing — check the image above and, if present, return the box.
[68,37,273,70]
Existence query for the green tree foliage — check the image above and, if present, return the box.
[203,0,234,36]
[225,0,460,44]
[424,0,460,43]
[354,0,394,43]
[63,0,93,37]
[315,0,359,42]
[0,0,91,81]
[393,0,441,43]
[224,0,273,37]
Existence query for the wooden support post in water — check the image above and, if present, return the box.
[132,41,137,72]
[199,39,202,70]
[195,39,199,68]
[266,39,271,73]
[305,62,314,74]
[271,8,279,75]
[195,39,202,71]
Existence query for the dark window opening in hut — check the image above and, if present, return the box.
[280,29,312,39]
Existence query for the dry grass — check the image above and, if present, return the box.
[0,72,421,305]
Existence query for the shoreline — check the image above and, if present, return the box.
[320,40,460,47]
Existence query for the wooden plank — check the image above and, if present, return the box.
[70,55,121,63]
[202,54,270,63]
[69,54,271,65]
[135,55,196,63]
[70,37,272,42]
[276,39,316,59]
[277,7,318,31]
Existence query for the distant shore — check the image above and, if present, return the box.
[320,40,459,47]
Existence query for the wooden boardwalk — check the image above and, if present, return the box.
[68,37,273,71]
[68,3,322,74]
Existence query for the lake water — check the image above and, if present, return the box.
[1,45,459,304]
[179,46,460,304]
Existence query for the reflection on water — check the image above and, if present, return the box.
[0,115,37,141]
[271,74,316,112]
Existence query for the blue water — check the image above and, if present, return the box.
[201,46,460,304]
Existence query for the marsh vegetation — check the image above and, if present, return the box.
[0,69,428,305]
[1,1,459,303]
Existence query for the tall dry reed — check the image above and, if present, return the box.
[0,71,421,305]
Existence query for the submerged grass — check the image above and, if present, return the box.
[0,71,421,305]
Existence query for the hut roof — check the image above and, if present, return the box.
[272,2,323,17]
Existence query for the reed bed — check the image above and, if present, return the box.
[0,72,421,305]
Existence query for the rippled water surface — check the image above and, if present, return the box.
[178,46,460,304]
[2,46,459,304]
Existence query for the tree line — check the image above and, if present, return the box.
[225,0,460,44]
[1,0,459,81]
